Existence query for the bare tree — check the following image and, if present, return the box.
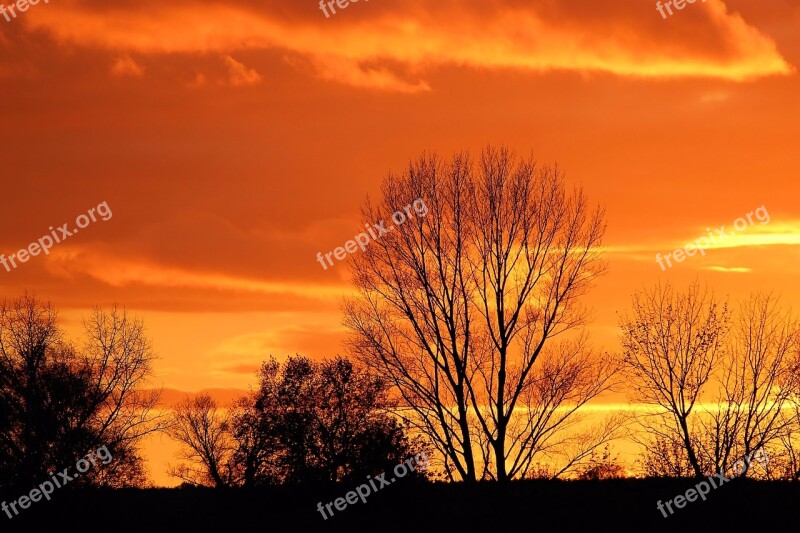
[493,337,621,480]
[80,304,165,486]
[638,434,697,477]
[786,368,800,480]
[346,151,478,482]
[345,146,617,482]
[700,293,800,477]
[620,281,728,478]
[577,444,625,480]
[0,293,162,488]
[775,394,800,480]
[0,293,63,485]
[168,394,236,487]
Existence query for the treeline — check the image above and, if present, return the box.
[167,356,429,487]
[0,293,427,490]
[2,281,800,491]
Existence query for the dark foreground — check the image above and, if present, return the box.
[2,479,798,532]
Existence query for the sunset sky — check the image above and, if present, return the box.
[1,0,799,485]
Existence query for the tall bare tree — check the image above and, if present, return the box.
[345,151,476,481]
[345,146,617,482]
[620,281,728,478]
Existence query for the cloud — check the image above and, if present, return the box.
[610,219,800,262]
[157,388,247,406]
[222,55,261,86]
[111,55,144,77]
[604,228,799,275]
[210,327,348,360]
[208,326,349,379]
[703,266,751,272]
[212,332,279,359]
[41,246,348,302]
[699,91,731,103]
[219,363,262,375]
[20,0,793,92]
[310,55,430,93]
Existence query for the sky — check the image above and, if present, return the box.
[1,0,799,485]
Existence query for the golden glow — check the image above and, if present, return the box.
[3,0,799,486]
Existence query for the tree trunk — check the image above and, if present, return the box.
[679,416,702,477]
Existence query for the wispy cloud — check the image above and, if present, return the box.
[610,220,800,262]
[43,247,347,301]
[703,266,752,273]
[111,55,144,77]
[222,55,261,86]
[21,0,793,91]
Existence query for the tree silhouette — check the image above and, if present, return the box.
[620,281,727,478]
[577,444,625,480]
[168,394,237,487]
[778,380,800,480]
[168,355,428,486]
[0,293,161,488]
[622,284,800,479]
[699,292,799,478]
[247,356,428,484]
[638,434,698,477]
[345,146,619,482]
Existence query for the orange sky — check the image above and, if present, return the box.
[2,0,799,485]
